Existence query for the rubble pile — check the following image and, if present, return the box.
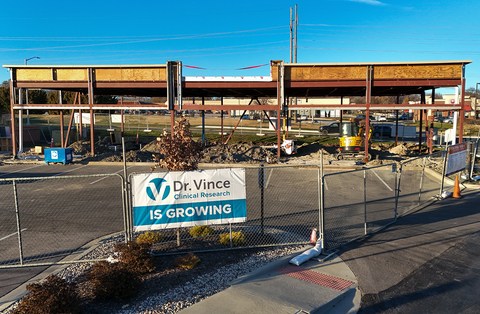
[201,142,277,164]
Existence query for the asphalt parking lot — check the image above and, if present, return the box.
[0,162,441,305]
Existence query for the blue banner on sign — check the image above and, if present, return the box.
[133,199,247,230]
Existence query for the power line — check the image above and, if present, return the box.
[0,26,287,41]
[300,23,480,29]
[299,32,480,43]
[300,46,480,55]
[301,38,480,46]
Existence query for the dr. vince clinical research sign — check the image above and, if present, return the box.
[132,169,247,231]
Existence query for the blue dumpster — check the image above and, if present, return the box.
[45,148,73,165]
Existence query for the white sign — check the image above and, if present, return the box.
[111,114,124,123]
[444,128,455,144]
[74,113,95,124]
[269,119,291,131]
[131,169,247,231]
[446,143,467,176]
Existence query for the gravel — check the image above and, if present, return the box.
[4,233,304,314]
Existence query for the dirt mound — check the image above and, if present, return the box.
[201,143,276,164]
[97,150,154,162]
[68,141,91,155]
[67,139,428,166]
[140,140,161,153]
[389,144,409,156]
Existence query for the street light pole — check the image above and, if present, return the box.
[24,57,40,125]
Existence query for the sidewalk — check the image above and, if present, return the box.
[180,249,360,314]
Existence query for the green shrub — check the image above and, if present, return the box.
[219,231,246,247]
[189,225,214,238]
[136,231,163,245]
[115,241,156,274]
[86,261,139,301]
[12,275,81,314]
[173,253,201,269]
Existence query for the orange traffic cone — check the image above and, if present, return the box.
[453,175,461,198]
[310,228,317,245]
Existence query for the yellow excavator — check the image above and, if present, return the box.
[336,119,373,160]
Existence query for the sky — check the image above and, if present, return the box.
[1,0,479,92]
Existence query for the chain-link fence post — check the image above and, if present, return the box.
[470,139,479,180]
[394,165,398,220]
[122,136,131,242]
[258,164,265,235]
[120,174,129,243]
[13,180,24,265]
[319,151,324,250]
[364,169,367,235]
[418,157,427,205]
[397,162,403,216]
[439,149,448,196]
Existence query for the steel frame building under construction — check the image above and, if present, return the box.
[3,59,472,159]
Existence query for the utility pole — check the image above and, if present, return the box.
[294,4,298,63]
[290,7,293,63]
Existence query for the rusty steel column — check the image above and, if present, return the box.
[60,111,64,148]
[365,65,372,163]
[78,93,83,140]
[9,78,17,157]
[459,77,466,143]
[89,108,94,155]
[395,95,399,146]
[120,97,124,134]
[202,97,205,144]
[340,96,343,132]
[429,89,435,153]
[276,71,281,160]
[419,91,425,154]
[88,68,95,156]
[221,97,224,143]
[225,110,248,144]
[64,109,75,148]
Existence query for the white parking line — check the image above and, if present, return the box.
[372,170,393,191]
[0,165,43,177]
[90,167,130,185]
[0,228,27,242]
[265,168,274,188]
[51,164,89,177]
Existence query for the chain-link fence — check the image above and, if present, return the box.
[466,139,480,180]
[128,165,322,256]
[0,174,126,268]
[2,145,473,266]
[322,163,398,250]
[397,151,445,216]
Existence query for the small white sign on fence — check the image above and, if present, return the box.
[446,143,467,176]
[74,113,95,125]
[111,114,124,123]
